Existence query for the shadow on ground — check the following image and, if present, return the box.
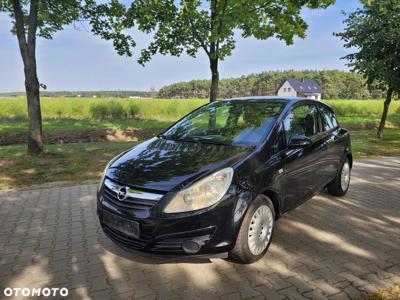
[0,157,399,299]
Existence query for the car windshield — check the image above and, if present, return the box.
[161,100,286,146]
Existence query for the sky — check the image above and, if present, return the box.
[0,0,360,92]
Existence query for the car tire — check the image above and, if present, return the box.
[229,195,275,264]
[327,158,351,196]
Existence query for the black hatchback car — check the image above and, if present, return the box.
[97,97,352,263]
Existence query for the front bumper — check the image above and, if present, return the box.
[97,183,241,255]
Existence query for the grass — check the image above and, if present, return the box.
[0,97,207,121]
[1,98,400,121]
[1,107,399,135]
[324,99,400,116]
[0,141,133,190]
[338,115,400,124]
[0,119,172,132]
[351,128,400,158]
[1,128,399,191]
[358,284,400,300]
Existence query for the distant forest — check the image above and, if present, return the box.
[0,90,156,98]
[158,70,386,99]
[0,70,389,100]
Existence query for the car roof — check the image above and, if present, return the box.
[220,96,335,112]
[223,96,313,104]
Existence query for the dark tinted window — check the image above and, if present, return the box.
[283,104,319,143]
[319,106,339,131]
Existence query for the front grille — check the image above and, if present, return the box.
[102,185,156,210]
[101,178,164,211]
[102,224,152,250]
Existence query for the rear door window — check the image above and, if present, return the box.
[283,104,320,144]
[319,106,339,131]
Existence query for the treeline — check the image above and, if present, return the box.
[158,70,385,99]
[0,91,157,98]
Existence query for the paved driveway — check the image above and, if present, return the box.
[1,157,399,300]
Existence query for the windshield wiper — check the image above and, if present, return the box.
[190,136,231,146]
[158,134,201,144]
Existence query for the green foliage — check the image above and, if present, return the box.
[158,70,384,99]
[90,103,110,119]
[89,101,126,119]
[127,103,140,118]
[108,101,125,118]
[0,0,94,39]
[91,0,334,64]
[89,0,335,101]
[336,1,400,94]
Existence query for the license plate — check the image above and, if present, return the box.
[102,211,140,238]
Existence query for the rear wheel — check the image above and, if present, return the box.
[327,158,351,196]
[229,195,275,264]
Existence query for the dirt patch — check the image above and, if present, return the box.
[0,160,14,168]
[0,128,162,146]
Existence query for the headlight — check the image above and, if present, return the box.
[97,155,120,193]
[164,168,234,213]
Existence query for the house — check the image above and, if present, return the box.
[276,77,323,100]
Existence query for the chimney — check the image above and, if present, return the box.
[301,78,305,83]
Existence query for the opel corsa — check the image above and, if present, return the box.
[97,97,352,263]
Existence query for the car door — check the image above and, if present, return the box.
[282,103,324,211]
[317,104,343,183]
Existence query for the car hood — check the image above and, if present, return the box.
[106,137,253,192]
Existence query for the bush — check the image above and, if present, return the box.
[109,101,125,119]
[89,101,126,119]
[90,103,109,119]
[127,103,140,118]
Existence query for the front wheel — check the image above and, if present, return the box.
[327,158,351,196]
[229,195,275,264]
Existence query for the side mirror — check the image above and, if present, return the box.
[288,135,312,149]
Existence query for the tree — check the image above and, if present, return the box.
[0,0,127,154]
[0,1,82,154]
[336,1,400,138]
[90,0,334,103]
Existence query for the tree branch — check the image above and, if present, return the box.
[11,0,29,63]
[216,0,228,55]
[209,0,218,58]
[28,0,39,57]
[182,0,210,57]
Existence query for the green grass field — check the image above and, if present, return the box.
[0,97,207,121]
[1,97,400,121]
[1,98,399,135]
[0,119,171,132]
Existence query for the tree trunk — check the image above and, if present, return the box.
[12,0,43,155]
[25,58,43,154]
[377,88,393,139]
[209,58,219,102]
[208,58,219,128]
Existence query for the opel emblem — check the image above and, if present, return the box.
[117,187,128,201]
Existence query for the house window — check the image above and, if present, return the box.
[288,87,291,92]
[284,88,286,92]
